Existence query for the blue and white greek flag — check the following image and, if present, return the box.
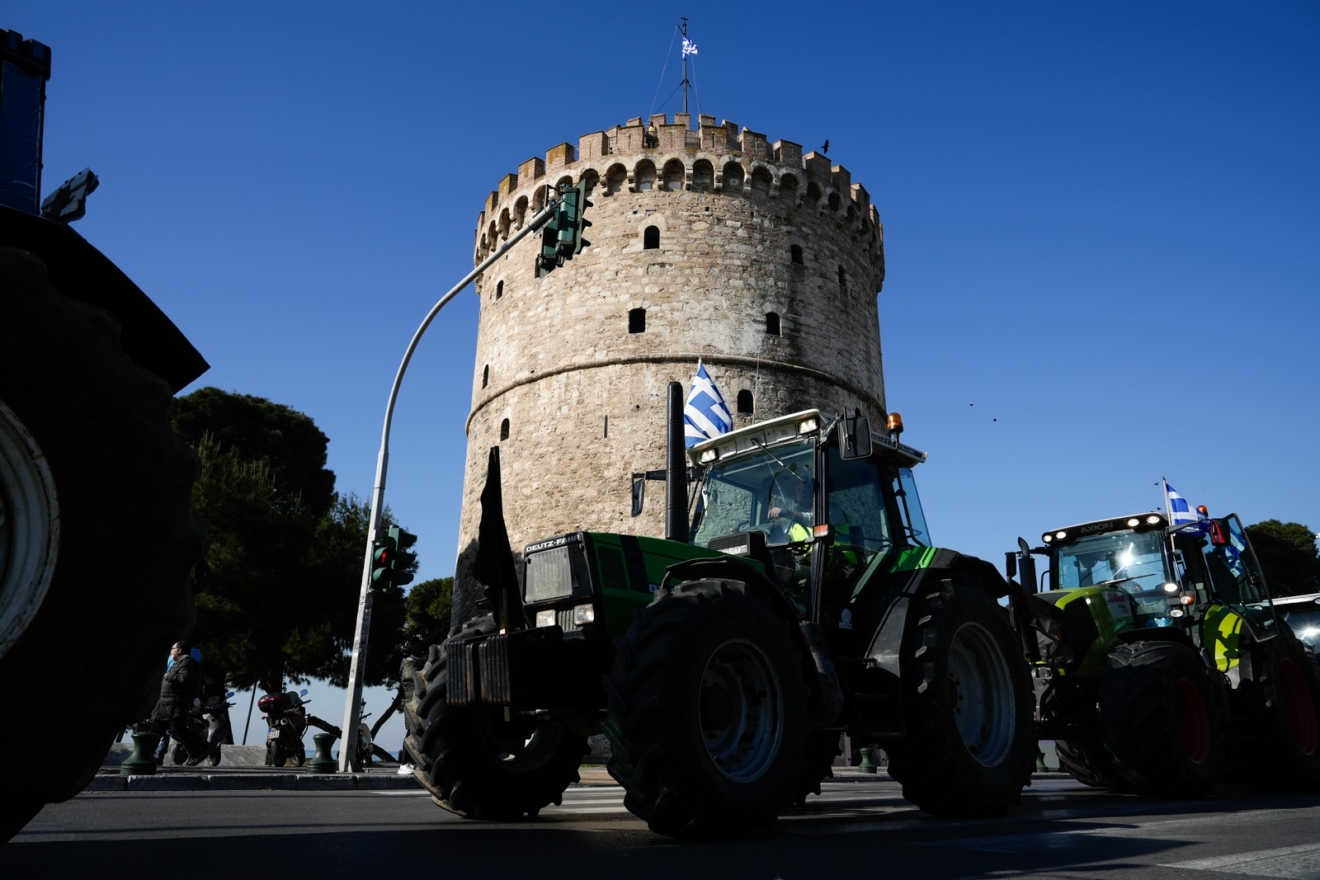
[682,38,699,57]
[684,360,731,448]
[1163,479,1206,532]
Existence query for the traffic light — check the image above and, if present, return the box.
[389,526,417,588]
[536,181,593,277]
[537,209,563,278]
[557,179,593,260]
[370,532,397,590]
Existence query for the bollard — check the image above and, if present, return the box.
[858,746,878,774]
[307,732,337,774]
[121,731,160,776]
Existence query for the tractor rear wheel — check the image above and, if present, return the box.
[0,248,204,843]
[1098,640,1224,797]
[603,580,808,837]
[883,576,1035,817]
[405,617,587,820]
[1231,630,1320,790]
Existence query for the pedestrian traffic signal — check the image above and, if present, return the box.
[389,526,417,588]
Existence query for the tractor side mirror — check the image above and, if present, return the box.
[1209,518,1229,547]
[631,475,645,517]
[840,416,872,460]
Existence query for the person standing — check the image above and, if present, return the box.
[151,640,210,766]
[396,638,426,774]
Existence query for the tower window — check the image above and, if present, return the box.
[500,418,510,441]
[838,266,847,292]
[482,365,489,388]
[629,308,646,333]
[790,245,803,265]
[496,280,504,299]
[737,390,754,415]
[765,312,781,336]
[644,226,660,249]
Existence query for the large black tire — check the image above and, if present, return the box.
[883,576,1036,817]
[405,617,587,820]
[1055,737,1120,789]
[602,580,809,837]
[1098,640,1225,797]
[0,248,204,843]
[1230,629,1320,790]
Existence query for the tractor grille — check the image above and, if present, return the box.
[525,544,575,602]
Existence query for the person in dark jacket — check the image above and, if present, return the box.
[396,638,426,774]
[151,640,210,765]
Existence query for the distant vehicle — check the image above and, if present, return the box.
[1275,593,1320,652]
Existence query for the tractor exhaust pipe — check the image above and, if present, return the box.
[665,381,688,542]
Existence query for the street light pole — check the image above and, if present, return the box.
[337,197,559,772]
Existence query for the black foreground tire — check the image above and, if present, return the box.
[1055,736,1120,789]
[1098,640,1225,797]
[883,576,1035,817]
[1231,630,1320,790]
[602,579,809,837]
[0,248,204,843]
[405,617,587,820]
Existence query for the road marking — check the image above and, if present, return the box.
[1159,843,1320,878]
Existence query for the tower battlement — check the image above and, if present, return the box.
[473,113,882,279]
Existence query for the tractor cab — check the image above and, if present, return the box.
[688,410,930,622]
[1033,510,1282,667]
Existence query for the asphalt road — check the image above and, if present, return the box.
[6,775,1320,879]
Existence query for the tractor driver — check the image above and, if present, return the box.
[768,475,813,544]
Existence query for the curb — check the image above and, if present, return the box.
[88,773,424,793]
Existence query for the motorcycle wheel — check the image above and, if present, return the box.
[171,742,188,766]
[208,744,222,767]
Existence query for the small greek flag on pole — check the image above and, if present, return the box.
[682,37,699,56]
[1163,479,1199,527]
[684,360,731,448]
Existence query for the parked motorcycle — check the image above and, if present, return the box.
[171,691,235,767]
[259,688,309,767]
[356,705,374,769]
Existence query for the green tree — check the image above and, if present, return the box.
[1247,519,1320,598]
[172,388,409,695]
[368,577,454,737]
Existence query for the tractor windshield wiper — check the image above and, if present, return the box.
[750,438,807,481]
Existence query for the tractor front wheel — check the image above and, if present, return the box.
[1098,640,1224,797]
[603,580,808,837]
[405,618,587,820]
[883,576,1035,817]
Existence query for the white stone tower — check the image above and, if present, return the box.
[453,113,888,615]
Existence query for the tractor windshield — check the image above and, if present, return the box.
[691,439,815,549]
[1053,528,1171,625]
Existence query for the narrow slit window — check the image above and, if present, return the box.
[737,390,754,415]
[791,244,803,265]
[496,280,504,299]
[629,308,646,333]
[482,365,489,388]
[838,266,847,292]
[765,312,781,336]
[644,226,660,249]
[499,418,510,441]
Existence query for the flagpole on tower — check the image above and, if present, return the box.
[680,17,697,115]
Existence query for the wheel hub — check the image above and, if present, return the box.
[0,401,59,662]
[699,638,785,783]
[946,621,1017,766]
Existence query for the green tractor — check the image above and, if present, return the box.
[1006,509,1320,797]
[405,390,1035,837]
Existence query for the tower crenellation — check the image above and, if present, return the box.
[452,112,891,622]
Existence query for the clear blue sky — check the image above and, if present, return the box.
[10,1,1318,753]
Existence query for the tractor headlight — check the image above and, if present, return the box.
[573,604,595,626]
[535,609,556,628]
